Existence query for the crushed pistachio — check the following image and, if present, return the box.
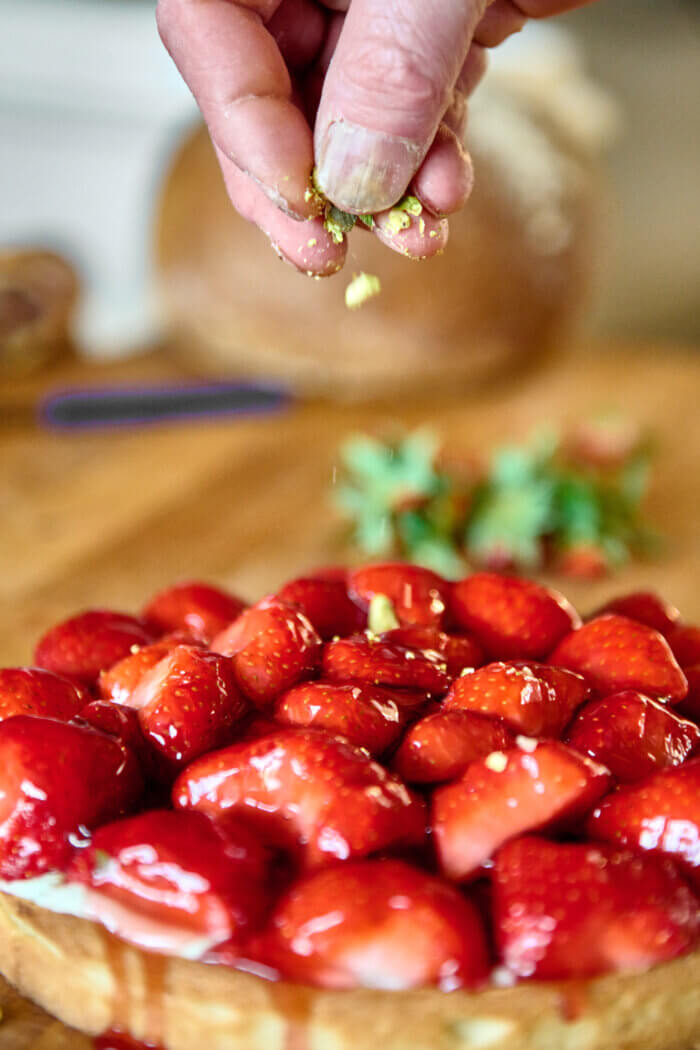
[325,204,357,243]
[307,238,318,247]
[345,272,382,311]
[358,214,375,229]
[368,593,400,634]
[396,195,423,217]
[385,209,412,236]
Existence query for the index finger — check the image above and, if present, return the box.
[156,0,317,219]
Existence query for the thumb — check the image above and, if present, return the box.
[314,0,487,213]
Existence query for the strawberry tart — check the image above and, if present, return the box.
[1,566,700,1050]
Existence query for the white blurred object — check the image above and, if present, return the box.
[0,0,198,355]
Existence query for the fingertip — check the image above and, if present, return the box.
[372,210,449,260]
[413,126,474,217]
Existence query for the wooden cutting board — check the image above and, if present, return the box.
[1,340,699,1047]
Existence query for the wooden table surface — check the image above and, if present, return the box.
[1,340,699,1047]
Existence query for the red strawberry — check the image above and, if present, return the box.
[77,700,162,786]
[443,661,589,738]
[211,600,321,709]
[34,610,154,685]
[322,635,450,695]
[595,592,680,637]
[143,581,247,644]
[450,573,580,659]
[493,836,699,980]
[587,758,700,886]
[250,859,489,991]
[348,563,451,628]
[275,576,365,640]
[667,624,700,669]
[566,691,700,783]
[0,716,142,879]
[129,645,249,775]
[173,728,426,869]
[677,667,700,724]
[98,633,195,706]
[550,614,688,702]
[0,668,86,723]
[381,626,484,677]
[432,740,611,881]
[69,810,269,952]
[275,681,403,756]
[393,710,514,784]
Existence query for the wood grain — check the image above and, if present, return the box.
[0,340,699,1047]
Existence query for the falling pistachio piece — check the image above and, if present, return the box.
[345,272,382,311]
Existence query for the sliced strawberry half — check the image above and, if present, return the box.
[275,575,365,640]
[34,610,155,686]
[0,716,143,879]
[348,563,451,628]
[432,740,611,881]
[551,614,688,702]
[211,600,321,709]
[450,573,580,660]
[381,626,484,677]
[69,809,269,951]
[493,836,699,980]
[566,690,700,783]
[98,633,195,706]
[275,681,403,756]
[443,661,589,738]
[587,758,700,886]
[129,645,249,775]
[393,710,514,784]
[595,592,681,637]
[173,728,426,869]
[322,635,450,695]
[143,581,247,644]
[0,668,86,722]
[667,624,700,669]
[249,859,489,991]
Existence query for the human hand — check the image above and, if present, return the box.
[157,0,594,276]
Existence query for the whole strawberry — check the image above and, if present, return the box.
[34,610,154,685]
[0,668,86,723]
[0,716,142,879]
[322,634,450,695]
[143,581,247,643]
[393,710,514,784]
[450,573,580,659]
[551,614,688,702]
[275,573,365,639]
[595,592,680,637]
[275,681,403,756]
[348,563,451,628]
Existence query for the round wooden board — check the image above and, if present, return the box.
[1,340,699,1047]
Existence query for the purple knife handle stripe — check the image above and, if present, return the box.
[39,381,291,430]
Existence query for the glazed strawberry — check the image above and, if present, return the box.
[275,575,365,639]
[566,691,700,783]
[433,740,611,881]
[211,600,321,708]
[0,716,142,879]
[348,563,451,628]
[443,661,589,738]
[588,758,700,886]
[174,728,426,869]
[143,581,247,644]
[450,573,580,659]
[550,614,688,702]
[69,810,269,951]
[275,681,403,756]
[323,635,450,695]
[667,624,700,669]
[381,626,484,677]
[34,610,154,685]
[0,668,86,722]
[393,710,514,784]
[77,700,160,783]
[129,646,249,775]
[98,634,194,706]
[595,592,680,637]
[251,859,489,990]
[493,837,699,980]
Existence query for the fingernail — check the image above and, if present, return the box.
[316,120,424,214]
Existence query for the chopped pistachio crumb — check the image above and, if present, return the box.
[484,751,509,773]
[358,214,375,229]
[345,272,382,311]
[385,209,412,236]
[429,230,439,238]
[396,195,423,217]
[307,238,317,247]
[368,593,400,633]
[324,204,357,243]
[419,217,426,236]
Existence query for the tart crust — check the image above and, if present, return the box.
[2,893,700,1050]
